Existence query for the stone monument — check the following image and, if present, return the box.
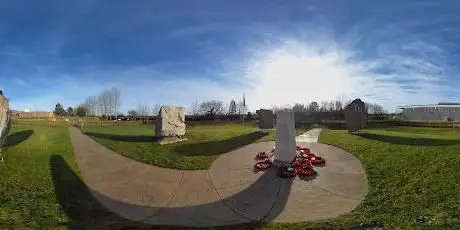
[0,90,12,161]
[345,98,367,133]
[273,109,297,166]
[256,109,274,132]
[155,105,187,145]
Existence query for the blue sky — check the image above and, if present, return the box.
[1,0,459,113]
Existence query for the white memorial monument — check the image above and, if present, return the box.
[273,109,297,166]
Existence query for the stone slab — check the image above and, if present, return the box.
[0,92,11,149]
[257,109,275,129]
[155,105,186,137]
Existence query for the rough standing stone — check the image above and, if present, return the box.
[155,106,186,144]
[273,110,296,166]
[256,109,274,130]
[0,91,12,161]
[345,99,367,133]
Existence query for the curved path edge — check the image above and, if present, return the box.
[68,127,368,227]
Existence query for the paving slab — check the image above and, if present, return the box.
[90,190,160,222]
[210,142,276,189]
[266,178,362,223]
[144,200,249,227]
[168,170,219,207]
[308,170,368,200]
[98,167,183,208]
[217,168,282,221]
[296,128,322,142]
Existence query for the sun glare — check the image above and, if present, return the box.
[245,41,355,110]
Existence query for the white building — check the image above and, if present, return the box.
[397,103,460,121]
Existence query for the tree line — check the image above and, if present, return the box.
[285,99,386,114]
[53,89,385,120]
[54,87,121,119]
[190,97,248,117]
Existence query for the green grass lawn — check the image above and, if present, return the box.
[280,127,459,229]
[3,124,460,229]
[0,124,152,229]
[84,123,307,170]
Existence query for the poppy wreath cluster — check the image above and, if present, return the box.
[254,152,273,171]
[296,146,326,165]
[255,151,270,159]
[253,146,326,178]
[277,155,317,178]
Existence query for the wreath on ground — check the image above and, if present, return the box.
[253,146,326,178]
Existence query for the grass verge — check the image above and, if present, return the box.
[281,127,459,229]
[84,123,307,170]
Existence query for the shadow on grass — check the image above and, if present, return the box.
[50,154,290,229]
[173,131,269,156]
[84,132,160,142]
[356,133,460,146]
[5,130,34,148]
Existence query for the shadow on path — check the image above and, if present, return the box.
[50,154,291,229]
[85,132,160,142]
[50,155,150,229]
[5,130,34,148]
[173,132,268,156]
[356,133,460,146]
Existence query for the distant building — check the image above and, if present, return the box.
[12,111,55,118]
[397,103,460,121]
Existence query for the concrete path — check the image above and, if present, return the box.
[69,127,368,227]
[296,128,322,143]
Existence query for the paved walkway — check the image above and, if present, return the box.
[69,127,368,227]
[296,128,322,142]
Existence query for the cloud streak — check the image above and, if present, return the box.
[1,1,459,114]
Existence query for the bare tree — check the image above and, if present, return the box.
[307,101,319,112]
[92,89,111,119]
[96,94,104,117]
[83,96,97,117]
[236,101,247,115]
[292,103,308,113]
[200,100,224,117]
[137,104,150,121]
[221,103,229,115]
[334,99,343,111]
[109,87,121,120]
[367,103,386,114]
[328,100,335,112]
[320,101,329,112]
[151,104,161,116]
[189,100,200,115]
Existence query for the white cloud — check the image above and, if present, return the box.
[3,19,458,114]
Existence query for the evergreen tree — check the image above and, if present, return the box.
[54,103,66,116]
